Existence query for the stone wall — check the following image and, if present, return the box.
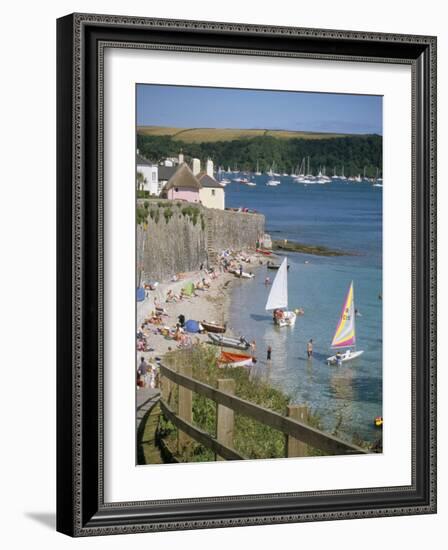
[137,200,265,283]
[204,208,265,252]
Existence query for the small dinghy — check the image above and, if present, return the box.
[327,281,364,365]
[326,349,364,364]
[267,262,290,270]
[218,351,253,368]
[230,269,254,279]
[201,320,226,334]
[265,258,297,327]
[208,333,250,351]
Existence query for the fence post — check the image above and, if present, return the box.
[287,405,309,458]
[216,379,236,460]
[177,363,193,456]
[161,368,172,407]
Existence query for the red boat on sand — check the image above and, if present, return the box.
[218,351,253,368]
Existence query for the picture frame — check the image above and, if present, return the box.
[56,13,437,536]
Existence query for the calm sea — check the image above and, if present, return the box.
[225,176,383,443]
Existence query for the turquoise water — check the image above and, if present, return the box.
[225,177,382,443]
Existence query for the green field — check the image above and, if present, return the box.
[137,126,353,143]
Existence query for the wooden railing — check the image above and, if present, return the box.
[159,363,368,460]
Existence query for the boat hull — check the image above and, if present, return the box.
[274,310,297,327]
[267,264,290,270]
[201,321,226,334]
[218,351,252,368]
[327,350,364,364]
[230,269,254,279]
[208,333,250,351]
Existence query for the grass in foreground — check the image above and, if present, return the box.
[155,345,382,463]
[158,346,326,462]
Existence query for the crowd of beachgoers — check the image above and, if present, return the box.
[136,249,267,389]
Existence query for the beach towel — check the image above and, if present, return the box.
[182,281,195,296]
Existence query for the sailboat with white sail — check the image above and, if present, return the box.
[293,158,306,182]
[326,281,364,364]
[373,167,383,187]
[266,162,281,186]
[265,258,297,327]
[302,156,317,184]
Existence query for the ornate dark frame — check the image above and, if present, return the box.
[56,13,437,537]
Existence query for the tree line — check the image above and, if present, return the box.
[137,133,382,177]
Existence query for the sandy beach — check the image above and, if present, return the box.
[136,250,267,367]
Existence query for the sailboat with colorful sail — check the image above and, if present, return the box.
[326,281,364,364]
[265,258,297,327]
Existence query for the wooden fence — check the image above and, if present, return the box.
[159,363,367,460]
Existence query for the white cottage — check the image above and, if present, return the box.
[136,152,158,195]
[197,160,225,210]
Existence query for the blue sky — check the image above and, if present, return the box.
[137,85,382,135]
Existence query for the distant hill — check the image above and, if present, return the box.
[137,126,356,143]
[136,128,382,177]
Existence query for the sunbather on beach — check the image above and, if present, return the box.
[202,277,210,288]
[195,280,204,291]
[174,325,183,341]
[166,289,178,303]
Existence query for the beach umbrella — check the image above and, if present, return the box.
[185,319,200,333]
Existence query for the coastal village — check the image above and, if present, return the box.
[135,149,382,465]
[136,150,270,379]
[137,151,225,209]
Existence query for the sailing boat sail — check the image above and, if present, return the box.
[327,281,364,364]
[266,162,281,186]
[265,258,296,327]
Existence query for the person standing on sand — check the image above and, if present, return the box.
[267,345,272,362]
[138,357,149,387]
[307,339,313,358]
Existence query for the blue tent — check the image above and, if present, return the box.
[136,287,145,302]
[185,319,201,333]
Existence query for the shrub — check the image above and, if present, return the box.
[163,207,173,223]
[136,206,148,225]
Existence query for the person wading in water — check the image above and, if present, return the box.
[307,339,313,358]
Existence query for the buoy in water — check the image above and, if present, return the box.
[374,416,383,428]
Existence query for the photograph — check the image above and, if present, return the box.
[52,8,436,538]
[135,84,383,464]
